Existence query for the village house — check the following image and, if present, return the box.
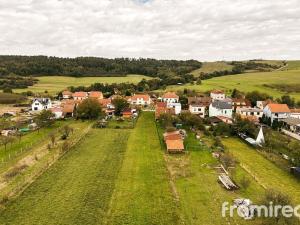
[73,92,88,101]
[189,104,206,118]
[88,91,103,99]
[31,98,52,111]
[236,108,263,122]
[122,108,133,118]
[256,99,273,109]
[62,103,75,117]
[188,96,211,118]
[167,102,182,115]
[155,102,175,119]
[210,90,225,101]
[291,109,300,119]
[161,92,179,103]
[50,107,64,119]
[128,94,151,106]
[263,103,291,123]
[282,117,300,133]
[209,100,233,118]
[99,98,115,117]
[62,90,73,99]
[232,98,251,111]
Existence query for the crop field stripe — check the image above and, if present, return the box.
[223,138,300,203]
[0,129,130,225]
[107,112,181,225]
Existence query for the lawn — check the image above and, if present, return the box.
[167,69,300,100]
[107,112,181,225]
[223,138,300,204]
[13,74,150,94]
[0,128,130,225]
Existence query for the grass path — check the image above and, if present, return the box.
[223,138,300,203]
[107,112,181,225]
[0,129,130,225]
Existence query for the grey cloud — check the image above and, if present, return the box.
[0,0,299,60]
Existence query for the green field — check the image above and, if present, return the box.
[107,112,180,224]
[191,61,233,77]
[0,128,130,225]
[1,113,300,224]
[167,69,300,100]
[223,138,300,203]
[13,75,150,94]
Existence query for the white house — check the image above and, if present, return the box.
[31,98,52,111]
[189,104,206,118]
[209,100,233,118]
[291,109,300,119]
[62,90,73,99]
[73,92,88,101]
[236,108,263,119]
[167,102,182,115]
[161,92,179,103]
[263,103,291,123]
[51,107,64,119]
[128,94,151,106]
[210,90,225,101]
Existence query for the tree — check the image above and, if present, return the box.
[280,95,295,108]
[76,98,103,120]
[220,152,236,170]
[231,88,244,98]
[35,110,55,130]
[246,91,272,107]
[112,97,129,116]
[0,136,14,151]
[49,133,56,147]
[61,125,73,139]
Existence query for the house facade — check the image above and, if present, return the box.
[209,100,233,118]
[128,94,151,106]
[210,90,225,101]
[263,104,291,123]
[161,92,179,103]
[31,98,52,111]
[62,90,73,99]
[189,104,206,118]
[73,92,88,101]
[236,108,263,119]
[291,109,300,119]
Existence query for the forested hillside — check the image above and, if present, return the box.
[0,56,202,77]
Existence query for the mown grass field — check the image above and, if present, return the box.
[13,74,150,94]
[167,69,300,100]
[0,128,130,225]
[1,113,300,225]
[107,112,181,225]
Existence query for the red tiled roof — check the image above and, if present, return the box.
[267,104,291,113]
[62,104,75,113]
[166,139,184,151]
[62,90,72,96]
[291,109,300,113]
[156,102,167,108]
[99,98,112,107]
[89,91,103,99]
[164,133,182,141]
[130,94,150,101]
[51,107,63,113]
[162,92,179,99]
[211,90,224,94]
[73,92,88,98]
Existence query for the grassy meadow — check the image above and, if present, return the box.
[167,69,300,100]
[191,61,233,77]
[13,74,150,94]
[1,113,300,225]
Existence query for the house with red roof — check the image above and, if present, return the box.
[128,94,151,106]
[62,90,73,99]
[89,91,103,99]
[163,131,185,153]
[73,92,88,101]
[263,103,291,123]
[161,92,179,103]
[210,90,225,101]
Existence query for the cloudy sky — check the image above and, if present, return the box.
[0,0,299,60]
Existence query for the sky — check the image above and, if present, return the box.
[0,0,299,61]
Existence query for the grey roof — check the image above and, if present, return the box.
[33,98,51,106]
[211,100,232,109]
[282,117,300,126]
